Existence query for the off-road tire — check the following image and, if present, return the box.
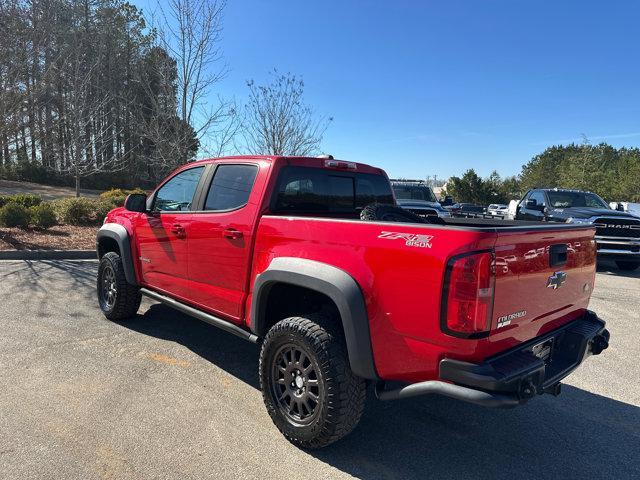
[97,251,141,321]
[259,315,367,449]
[615,260,640,271]
[360,203,431,224]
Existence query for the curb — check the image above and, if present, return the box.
[0,249,96,260]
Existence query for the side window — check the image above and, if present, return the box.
[530,191,546,207]
[153,166,204,212]
[204,164,258,211]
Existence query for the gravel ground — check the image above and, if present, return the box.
[0,226,97,251]
[0,259,638,480]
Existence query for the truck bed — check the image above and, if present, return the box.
[252,214,597,382]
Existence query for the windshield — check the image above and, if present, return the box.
[547,191,608,209]
[392,185,437,202]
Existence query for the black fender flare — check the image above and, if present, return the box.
[250,257,378,380]
[96,223,137,286]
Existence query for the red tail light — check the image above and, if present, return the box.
[441,251,495,338]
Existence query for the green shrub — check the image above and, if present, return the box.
[94,200,115,221]
[8,193,42,208]
[100,188,128,206]
[51,197,114,226]
[0,203,31,228]
[0,193,42,209]
[100,187,147,207]
[52,198,94,225]
[12,161,50,183]
[29,203,57,229]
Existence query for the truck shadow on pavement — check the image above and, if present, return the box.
[0,259,97,294]
[123,303,640,480]
[596,260,640,279]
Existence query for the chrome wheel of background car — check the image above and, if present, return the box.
[99,265,117,311]
[270,344,322,426]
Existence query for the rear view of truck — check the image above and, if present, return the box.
[434,223,610,405]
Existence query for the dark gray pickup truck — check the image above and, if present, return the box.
[515,188,640,271]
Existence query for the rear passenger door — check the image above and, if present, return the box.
[187,162,264,321]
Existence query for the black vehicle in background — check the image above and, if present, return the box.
[445,203,487,217]
[439,195,455,207]
[390,179,451,219]
[515,188,640,271]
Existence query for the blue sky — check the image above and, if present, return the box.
[134,0,640,180]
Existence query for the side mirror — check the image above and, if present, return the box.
[124,193,147,213]
[526,199,546,211]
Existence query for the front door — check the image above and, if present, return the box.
[187,162,262,321]
[135,165,205,299]
[517,191,547,221]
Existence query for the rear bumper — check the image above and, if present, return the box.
[376,311,609,407]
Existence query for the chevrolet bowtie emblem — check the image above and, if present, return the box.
[547,271,567,289]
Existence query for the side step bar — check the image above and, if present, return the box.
[140,288,259,343]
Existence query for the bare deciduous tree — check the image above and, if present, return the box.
[59,55,126,196]
[241,71,332,156]
[153,0,233,160]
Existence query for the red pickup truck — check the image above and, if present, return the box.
[96,155,609,448]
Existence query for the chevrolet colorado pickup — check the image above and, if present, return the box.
[96,156,610,448]
[515,188,640,271]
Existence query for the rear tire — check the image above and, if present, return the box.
[97,252,141,321]
[259,314,366,449]
[615,260,640,271]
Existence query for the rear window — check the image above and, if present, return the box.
[547,191,608,209]
[393,185,437,202]
[272,166,394,213]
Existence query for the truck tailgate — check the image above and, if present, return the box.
[488,225,597,348]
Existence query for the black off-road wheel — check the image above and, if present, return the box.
[259,315,367,449]
[615,260,640,271]
[97,251,141,321]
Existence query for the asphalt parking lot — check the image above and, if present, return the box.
[1,260,638,479]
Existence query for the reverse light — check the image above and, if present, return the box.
[441,251,495,338]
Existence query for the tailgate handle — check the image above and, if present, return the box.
[549,244,567,267]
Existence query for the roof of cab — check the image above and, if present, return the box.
[189,155,386,175]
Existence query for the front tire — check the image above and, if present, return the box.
[259,315,366,449]
[615,260,640,271]
[97,251,141,321]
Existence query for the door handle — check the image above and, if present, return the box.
[223,228,243,240]
[171,223,186,238]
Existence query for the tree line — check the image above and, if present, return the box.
[0,0,328,195]
[445,142,640,204]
